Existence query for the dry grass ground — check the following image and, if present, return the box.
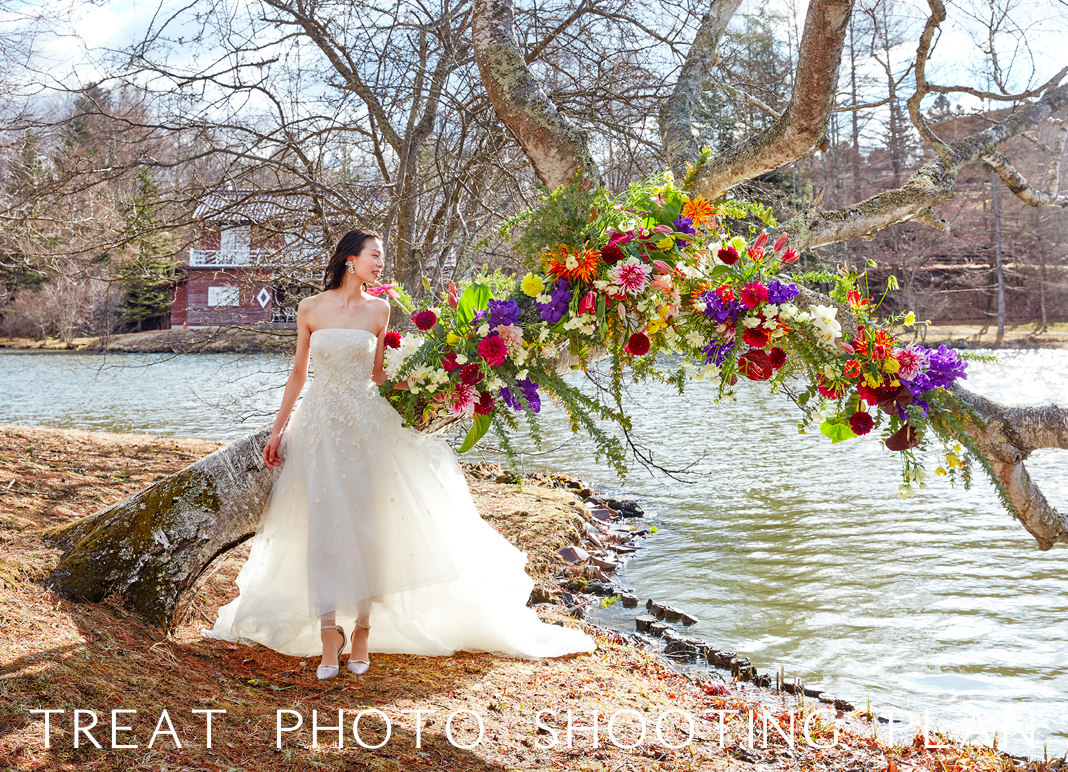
[0,425,1050,772]
[907,322,1068,350]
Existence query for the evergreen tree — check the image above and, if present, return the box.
[116,168,176,331]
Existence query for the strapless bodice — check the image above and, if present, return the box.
[309,328,377,383]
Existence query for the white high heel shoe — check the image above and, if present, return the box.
[316,625,347,680]
[346,620,370,675]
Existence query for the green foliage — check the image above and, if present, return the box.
[116,169,176,330]
[500,175,616,262]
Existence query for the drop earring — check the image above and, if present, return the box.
[346,261,355,274]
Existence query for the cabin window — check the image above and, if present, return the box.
[208,286,240,306]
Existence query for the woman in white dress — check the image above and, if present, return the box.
[202,230,596,679]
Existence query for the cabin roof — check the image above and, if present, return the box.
[193,188,390,223]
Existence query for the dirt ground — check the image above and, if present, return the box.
[0,425,1054,772]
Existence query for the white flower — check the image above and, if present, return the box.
[487,377,503,391]
[779,302,799,319]
[810,304,842,348]
[693,300,707,313]
[455,354,468,365]
[410,364,433,384]
[477,323,490,337]
[538,327,550,342]
[744,316,761,328]
[663,327,678,343]
[593,280,609,290]
[685,331,705,347]
[764,304,779,318]
[383,333,424,378]
[536,293,551,304]
[516,369,529,380]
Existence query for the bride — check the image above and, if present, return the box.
[202,229,596,679]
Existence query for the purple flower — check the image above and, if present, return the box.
[904,344,967,410]
[702,339,734,366]
[766,280,799,305]
[500,378,541,413]
[672,217,696,247]
[488,299,521,328]
[537,279,571,324]
[699,290,743,325]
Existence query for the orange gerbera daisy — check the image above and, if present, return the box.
[689,280,712,305]
[682,196,716,229]
[543,244,601,284]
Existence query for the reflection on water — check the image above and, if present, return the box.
[3,347,1067,756]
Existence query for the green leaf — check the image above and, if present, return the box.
[457,414,492,453]
[707,264,732,282]
[457,282,491,326]
[659,190,683,224]
[819,420,857,444]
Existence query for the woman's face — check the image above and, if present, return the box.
[348,237,384,285]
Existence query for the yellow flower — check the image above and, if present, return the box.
[521,272,545,297]
[863,373,881,387]
[935,467,947,476]
[647,318,662,334]
[656,237,675,250]
[946,453,961,468]
[446,332,461,344]
[883,357,900,373]
[903,312,916,326]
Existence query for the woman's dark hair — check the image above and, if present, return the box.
[323,229,383,291]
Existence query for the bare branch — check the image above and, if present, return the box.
[688,0,854,199]
[658,0,744,177]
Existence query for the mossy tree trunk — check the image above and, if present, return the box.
[45,428,274,632]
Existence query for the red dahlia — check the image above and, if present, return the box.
[717,246,740,265]
[625,331,651,356]
[743,327,770,348]
[412,309,438,331]
[849,411,874,435]
[737,350,773,381]
[460,363,484,386]
[600,242,625,265]
[384,331,402,349]
[475,390,495,416]
[768,347,786,369]
[441,350,461,372]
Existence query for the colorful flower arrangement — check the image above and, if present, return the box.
[380,172,972,490]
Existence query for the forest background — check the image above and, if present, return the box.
[0,0,1065,342]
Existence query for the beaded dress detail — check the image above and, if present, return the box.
[203,328,595,659]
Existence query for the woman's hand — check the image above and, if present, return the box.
[393,380,410,391]
[263,431,283,469]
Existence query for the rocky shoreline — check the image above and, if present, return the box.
[532,470,865,714]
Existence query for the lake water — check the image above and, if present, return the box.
[3,347,1066,757]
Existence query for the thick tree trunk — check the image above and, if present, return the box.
[471,0,601,190]
[44,428,274,632]
[942,386,1068,550]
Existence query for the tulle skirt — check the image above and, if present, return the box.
[202,388,596,660]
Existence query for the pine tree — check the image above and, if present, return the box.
[116,168,176,331]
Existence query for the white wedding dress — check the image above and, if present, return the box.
[202,327,595,659]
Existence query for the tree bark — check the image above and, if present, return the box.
[658,0,744,177]
[785,82,1068,250]
[687,0,854,199]
[941,386,1068,550]
[471,0,601,190]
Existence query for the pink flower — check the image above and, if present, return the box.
[773,233,789,253]
[365,283,400,299]
[494,324,523,355]
[652,260,672,273]
[608,260,651,296]
[781,248,799,264]
[650,274,673,293]
[652,224,673,233]
[448,383,476,417]
[753,232,769,250]
[580,291,596,315]
[607,230,635,247]
[739,281,769,308]
[447,280,459,309]
[476,335,508,367]
[384,331,402,349]
[894,343,929,380]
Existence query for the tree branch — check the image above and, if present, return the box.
[688,0,854,199]
[658,0,744,177]
[786,82,1068,249]
[471,0,601,190]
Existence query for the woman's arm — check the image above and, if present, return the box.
[263,300,313,468]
